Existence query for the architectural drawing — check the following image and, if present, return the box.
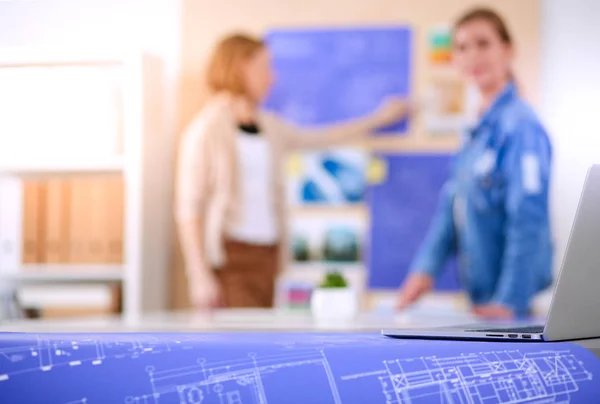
[0,333,392,381]
[0,333,228,382]
[0,333,597,403]
[128,350,342,404]
[343,350,593,403]
[127,348,594,404]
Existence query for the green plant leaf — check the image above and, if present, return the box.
[319,270,348,288]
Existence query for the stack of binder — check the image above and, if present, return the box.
[0,174,124,318]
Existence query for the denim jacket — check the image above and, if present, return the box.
[410,82,553,317]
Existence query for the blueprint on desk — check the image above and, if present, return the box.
[263,27,411,134]
[0,332,600,403]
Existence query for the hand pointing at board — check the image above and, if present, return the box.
[370,96,413,128]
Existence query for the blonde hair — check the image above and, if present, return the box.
[206,33,265,96]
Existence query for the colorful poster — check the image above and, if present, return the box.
[264,27,411,134]
[428,25,453,65]
[422,74,480,135]
[290,216,365,265]
[366,153,460,290]
[286,148,369,206]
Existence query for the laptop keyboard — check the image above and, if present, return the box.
[470,325,544,334]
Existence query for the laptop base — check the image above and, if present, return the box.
[381,327,545,342]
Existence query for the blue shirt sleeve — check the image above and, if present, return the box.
[492,120,552,315]
[408,180,457,278]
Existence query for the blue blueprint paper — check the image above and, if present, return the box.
[263,27,411,134]
[0,332,599,403]
[367,153,461,290]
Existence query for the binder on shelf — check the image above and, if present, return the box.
[68,174,124,266]
[107,175,124,264]
[68,177,89,264]
[87,177,108,263]
[22,179,44,264]
[42,178,70,263]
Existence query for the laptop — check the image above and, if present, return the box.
[382,164,600,342]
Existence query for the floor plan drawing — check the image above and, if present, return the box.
[0,332,401,382]
[0,334,195,380]
[0,333,599,404]
[128,350,342,404]
[342,349,593,403]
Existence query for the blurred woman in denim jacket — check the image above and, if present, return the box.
[396,8,553,319]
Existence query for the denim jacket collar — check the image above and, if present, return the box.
[467,81,518,139]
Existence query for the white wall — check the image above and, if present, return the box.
[0,0,181,141]
[540,0,600,278]
[0,0,180,57]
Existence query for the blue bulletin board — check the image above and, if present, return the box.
[263,27,411,134]
[366,153,461,290]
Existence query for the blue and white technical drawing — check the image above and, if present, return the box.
[0,332,599,403]
[263,27,411,134]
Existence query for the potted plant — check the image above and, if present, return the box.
[310,270,358,321]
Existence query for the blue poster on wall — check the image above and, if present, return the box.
[366,153,461,290]
[263,26,411,134]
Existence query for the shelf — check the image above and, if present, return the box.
[0,157,124,175]
[289,204,367,218]
[0,47,135,67]
[0,265,124,283]
[290,262,364,271]
[18,284,115,307]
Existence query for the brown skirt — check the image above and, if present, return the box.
[215,239,279,308]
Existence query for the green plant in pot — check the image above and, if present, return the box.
[319,271,349,288]
[311,270,358,321]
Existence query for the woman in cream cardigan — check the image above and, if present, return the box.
[176,32,410,310]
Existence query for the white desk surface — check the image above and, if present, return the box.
[2,307,600,350]
[0,307,480,332]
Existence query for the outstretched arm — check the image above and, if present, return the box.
[267,97,410,151]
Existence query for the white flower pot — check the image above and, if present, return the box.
[310,287,358,321]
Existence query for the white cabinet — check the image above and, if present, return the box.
[0,48,174,321]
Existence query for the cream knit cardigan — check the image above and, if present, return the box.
[175,93,383,273]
